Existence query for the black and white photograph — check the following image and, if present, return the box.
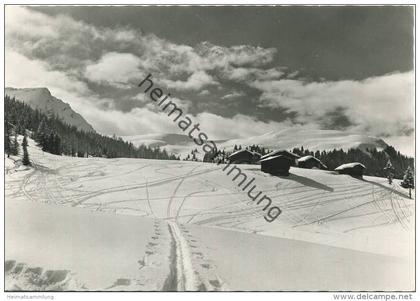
[2,2,416,297]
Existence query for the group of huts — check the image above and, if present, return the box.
[227,148,366,177]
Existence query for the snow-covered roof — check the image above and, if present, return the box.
[297,155,327,169]
[297,155,318,162]
[260,154,293,163]
[228,149,253,158]
[334,162,366,171]
[260,150,300,160]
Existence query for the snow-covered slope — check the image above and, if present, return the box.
[5,87,95,133]
[5,137,414,291]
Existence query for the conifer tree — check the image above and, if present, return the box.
[54,134,61,155]
[401,167,414,198]
[384,159,395,185]
[36,118,49,151]
[5,121,11,157]
[11,132,19,156]
[22,133,31,166]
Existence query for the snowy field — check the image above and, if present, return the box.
[5,138,415,291]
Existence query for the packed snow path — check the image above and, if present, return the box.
[165,221,197,291]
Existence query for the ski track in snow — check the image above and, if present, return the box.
[166,221,197,291]
[165,166,200,291]
[162,164,226,291]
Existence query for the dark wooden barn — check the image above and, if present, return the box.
[297,155,328,170]
[260,150,300,166]
[228,149,255,164]
[334,163,366,177]
[260,155,293,176]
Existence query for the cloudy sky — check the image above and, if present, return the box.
[5,6,415,155]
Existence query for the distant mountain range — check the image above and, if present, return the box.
[5,87,390,158]
[221,128,389,152]
[123,129,389,159]
[121,133,225,156]
[5,87,95,133]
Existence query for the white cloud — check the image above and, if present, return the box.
[86,108,291,141]
[198,90,210,96]
[196,42,277,68]
[83,106,180,136]
[383,134,415,157]
[132,93,150,104]
[222,66,284,82]
[6,50,89,96]
[6,6,104,71]
[84,52,143,88]
[5,7,282,93]
[5,48,285,139]
[287,70,299,79]
[251,72,414,139]
[160,71,217,91]
[6,6,58,39]
[221,91,245,99]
